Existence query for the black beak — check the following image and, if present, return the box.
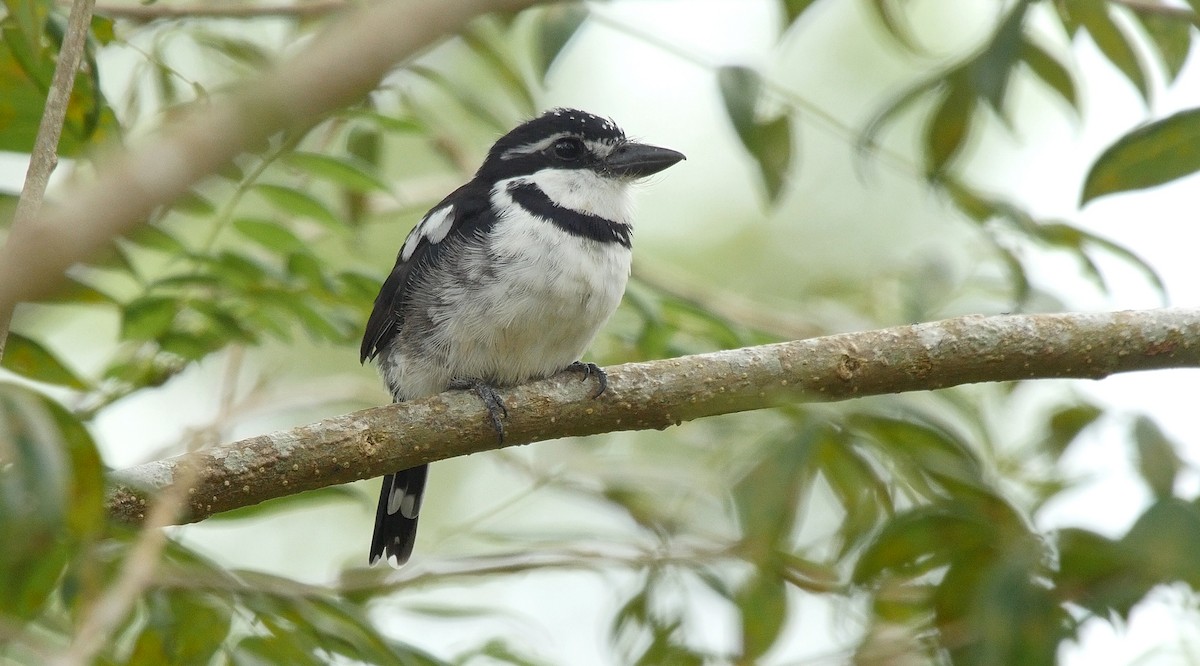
[604,142,686,178]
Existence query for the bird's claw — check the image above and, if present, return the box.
[566,361,607,398]
[450,378,508,443]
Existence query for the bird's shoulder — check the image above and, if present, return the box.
[359,180,495,363]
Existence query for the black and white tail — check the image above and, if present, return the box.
[369,465,428,566]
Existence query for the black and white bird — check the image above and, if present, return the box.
[360,108,685,566]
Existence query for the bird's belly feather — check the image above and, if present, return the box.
[380,220,631,401]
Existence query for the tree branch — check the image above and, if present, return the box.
[0,0,96,362]
[1110,0,1195,21]
[0,0,544,314]
[107,307,1200,525]
[90,0,348,21]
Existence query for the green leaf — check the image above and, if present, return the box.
[346,125,381,167]
[854,491,1029,587]
[3,0,49,50]
[1132,416,1181,499]
[341,108,423,134]
[231,635,325,666]
[854,504,990,583]
[1070,0,1150,101]
[851,413,985,493]
[718,65,760,140]
[737,572,788,661]
[233,217,306,254]
[925,82,976,177]
[344,127,382,225]
[818,438,891,557]
[0,383,102,621]
[0,24,53,153]
[173,190,216,217]
[51,395,104,537]
[780,0,820,24]
[252,183,342,228]
[1081,107,1200,204]
[461,21,536,115]
[1136,12,1192,83]
[733,424,819,559]
[102,355,180,389]
[286,252,331,293]
[150,273,223,292]
[208,251,273,289]
[157,331,226,361]
[943,178,996,222]
[1073,227,1167,298]
[207,486,360,522]
[408,64,511,132]
[291,598,409,665]
[90,14,116,45]
[0,15,116,155]
[191,30,271,68]
[121,296,177,341]
[717,66,793,204]
[745,113,793,203]
[127,225,188,254]
[1055,528,1144,618]
[469,639,550,666]
[966,0,1030,111]
[867,0,920,51]
[39,276,115,305]
[1043,403,1102,459]
[959,557,1066,666]
[183,300,257,347]
[2,332,89,389]
[533,4,588,80]
[859,74,941,156]
[283,151,391,193]
[129,591,232,666]
[267,292,350,342]
[337,270,382,304]
[1021,39,1078,111]
[995,242,1032,306]
[1122,498,1200,589]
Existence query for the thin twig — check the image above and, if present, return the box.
[0,0,96,362]
[1110,0,1195,21]
[90,0,348,21]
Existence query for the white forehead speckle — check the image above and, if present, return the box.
[400,205,454,261]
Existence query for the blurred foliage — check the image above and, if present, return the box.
[2,0,1200,664]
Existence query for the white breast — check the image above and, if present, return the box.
[446,176,632,384]
[381,171,634,399]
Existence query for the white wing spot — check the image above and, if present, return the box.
[400,205,454,262]
[425,207,453,244]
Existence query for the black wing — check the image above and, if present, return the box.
[359,181,492,364]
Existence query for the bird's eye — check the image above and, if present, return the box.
[552,138,585,161]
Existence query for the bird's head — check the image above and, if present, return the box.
[477,108,685,183]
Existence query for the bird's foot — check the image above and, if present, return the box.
[566,361,607,398]
[449,378,508,442]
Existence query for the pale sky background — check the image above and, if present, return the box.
[4,0,1200,663]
